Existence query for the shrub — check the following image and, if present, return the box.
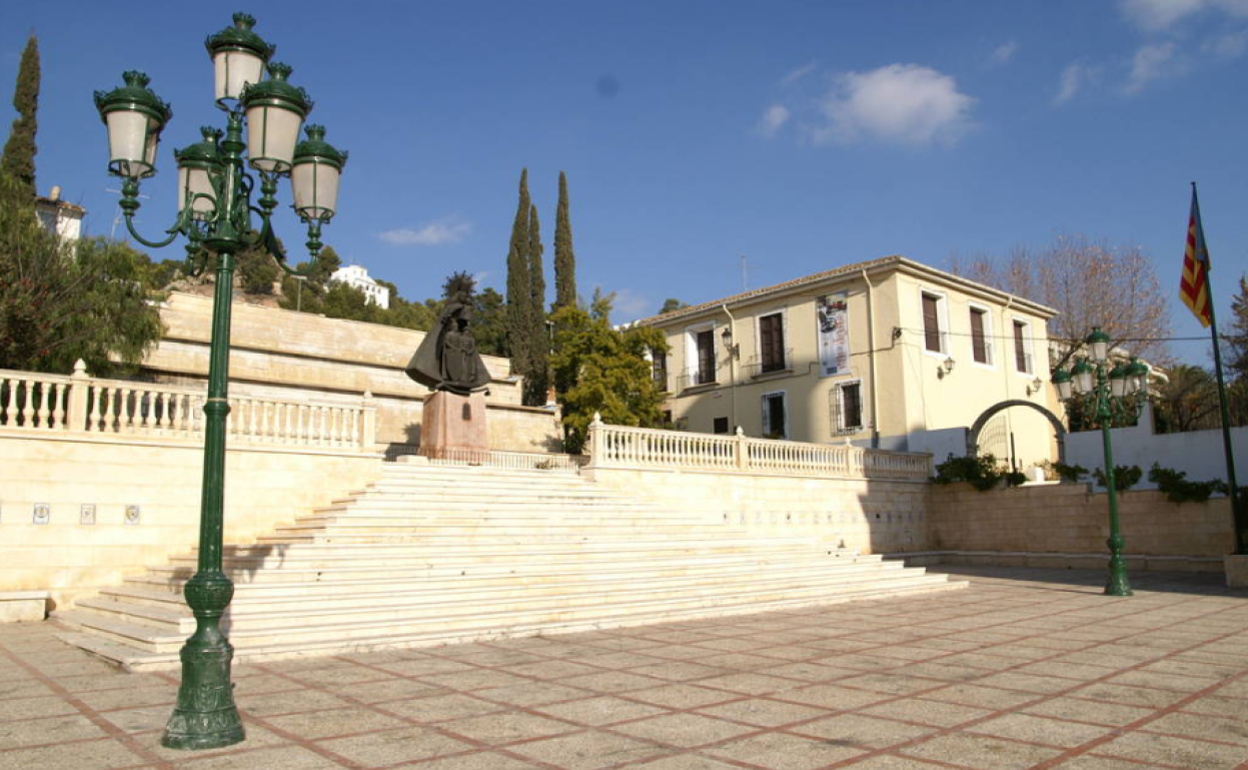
[1147,463,1227,503]
[933,454,1006,492]
[1092,465,1143,491]
[1045,461,1089,483]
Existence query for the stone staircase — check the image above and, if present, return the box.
[56,463,965,670]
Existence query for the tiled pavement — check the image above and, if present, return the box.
[3,567,1248,770]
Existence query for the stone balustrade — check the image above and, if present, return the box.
[0,360,378,451]
[585,416,930,481]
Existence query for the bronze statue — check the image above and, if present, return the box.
[405,273,491,395]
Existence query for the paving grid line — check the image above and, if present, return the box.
[155,569,1248,769]
[0,635,177,770]
[3,567,1246,770]
[295,570,1248,769]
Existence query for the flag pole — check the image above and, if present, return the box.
[1193,183,1246,554]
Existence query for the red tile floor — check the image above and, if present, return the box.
[2,566,1247,770]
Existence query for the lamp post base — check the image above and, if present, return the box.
[1105,553,1133,597]
[160,642,245,749]
[161,570,245,750]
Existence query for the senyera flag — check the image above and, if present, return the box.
[1181,186,1213,328]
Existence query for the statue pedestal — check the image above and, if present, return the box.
[419,390,489,463]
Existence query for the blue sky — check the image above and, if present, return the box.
[3,1,1246,365]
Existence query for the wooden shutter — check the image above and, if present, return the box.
[1013,321,1027,372]
[922,294,942,352]
[970,309,987,364]
[697,330,715,384]
[843,383,862,429]
[759,314,784,372]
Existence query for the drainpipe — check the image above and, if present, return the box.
[722,304,738,430]
[860,269,880,449]
[1000,295,1015,461]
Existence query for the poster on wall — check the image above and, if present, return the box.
[816,292,850,377]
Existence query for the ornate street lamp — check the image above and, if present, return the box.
[1052,327,1149,597]
[94,12,346,751]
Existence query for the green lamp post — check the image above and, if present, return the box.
[94,13,347,751]
[1052,327,1149,597]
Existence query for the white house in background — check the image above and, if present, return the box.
[35,186,85,241]
[330,264,391,309]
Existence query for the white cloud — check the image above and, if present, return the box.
[1125,41,1178,92]
[1120,0,1248,29]
[378,217,471,246]
[1120,0,1206,29]
[758,104,791,138]
[810,64,976,147]
[990,40,1019,65]
[1205,27,1248,56]
[1054,62,1090,104]
[780,61,817,85]
[611,289,651,322]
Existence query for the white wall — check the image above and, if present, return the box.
[1066,404,1247,490]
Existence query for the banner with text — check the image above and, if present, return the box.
[817,293,850,377]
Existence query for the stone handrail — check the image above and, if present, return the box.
[585,415,930,481]
[428,448,586,472]
[0,361,378,451]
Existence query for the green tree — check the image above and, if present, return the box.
[553,171,577,313]
[472,287,507,357]
[659,298,688,314]
[589,287,615,321]
[235,243,279,295]
[505,169,532,389]
[0,176,163,375]
[321,281,383,324]
[550,305,668,454]
[1,34,39,202]
[526,202,548,405]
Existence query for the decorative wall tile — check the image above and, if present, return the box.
[124,504,140,525]
[80,504,96,526]
[33,504,50,525]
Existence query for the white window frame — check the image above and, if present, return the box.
[1010,316,1035,376]
[683,321,718,387]
[832,379,865,435]
[761,390,789,440]
[967,302,995,369]
[919,288,950,358]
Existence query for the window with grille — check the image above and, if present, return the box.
[759,313,785,373]
[830,381,863,434]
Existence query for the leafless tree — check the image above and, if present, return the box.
[949,234,1172,366]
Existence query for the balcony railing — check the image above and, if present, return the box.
[585,417,930,481]
[0,360,377,450]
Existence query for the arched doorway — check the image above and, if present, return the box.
[966,399,1067,465]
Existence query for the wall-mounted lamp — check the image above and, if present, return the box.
[720,326,739,357]
[937,356,955,378]
[1026,376,1044,396]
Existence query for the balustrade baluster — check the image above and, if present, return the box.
[35,381,51,428]
[18,380,34,427]
[50,383,65,429]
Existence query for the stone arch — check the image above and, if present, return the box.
[966,399,1067,465]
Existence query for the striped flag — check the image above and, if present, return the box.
[1181,186,1212,327]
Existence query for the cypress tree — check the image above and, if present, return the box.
[526,203,548,405]
[505,169,532,383]
[553,171,577,313]
[1,34,39,203]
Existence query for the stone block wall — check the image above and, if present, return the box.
[585,466,930,554]
[0,431,383,609]
[924,482,1234,571]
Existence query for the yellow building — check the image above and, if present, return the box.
[636,255,1061,472]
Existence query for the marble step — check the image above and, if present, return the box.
[57,573,961,660]
[103,558,908,608]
